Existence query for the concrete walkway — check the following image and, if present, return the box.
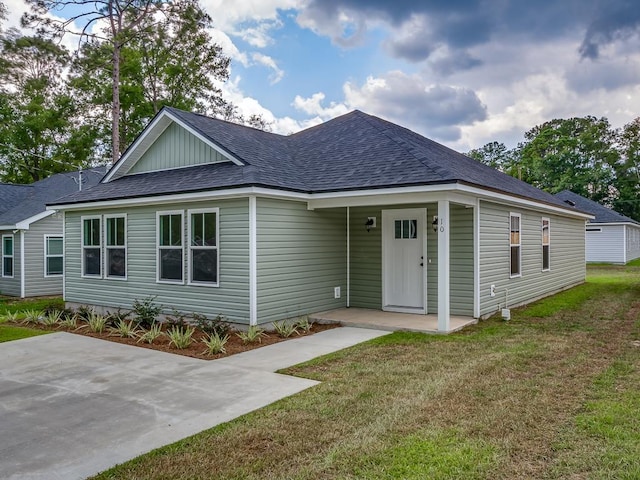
[0,327,389,480]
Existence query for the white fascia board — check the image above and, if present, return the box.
[103,110,244,183]
[14,210,56,230]
[588,221,638,227]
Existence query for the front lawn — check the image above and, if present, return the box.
[0,325,50,342]
[92,264,640,479]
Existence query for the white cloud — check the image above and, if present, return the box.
[251,52,284,84]
[292,92,349,119]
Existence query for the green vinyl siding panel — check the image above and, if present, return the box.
[128,122,231,175]
[479,200,585,317]
[0,230,20,296]
[256,198,346,323]
[24,214,63,297]
[349,203,473,316]
[64,198,250,323]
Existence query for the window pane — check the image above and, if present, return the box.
[91,219,100,245]
[192,249,217,283]
[107,217,125,246]
[48,237,63,255]
[543,245,550,270]
[395,220,401,239]
[204,212,216,246]
[510,246,520,275]
[160,249,182,281]
[402,220,409,239]
[3,257,13,276]
[47,257,63,275]
[108,248,126,277]
[192,213,204,246]
[84,248,101,275]
[160,215,170,246]
[3,237,12,255]
[116,217,125,245]
[409,219,417,239]
[170,214,182,246]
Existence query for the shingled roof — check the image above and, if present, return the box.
[555,190,639,225]
[50,108,581,213]
[0,167,106,226]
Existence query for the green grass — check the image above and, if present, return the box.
[626,257,640,267]
[0,325,50,342]
[91,265,640,479]
[0,296,63,315]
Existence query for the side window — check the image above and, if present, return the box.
[82,217,102,277]
[105,215,127,278]
[158,212,183,283]
[45,235,63,276]
[2,234,14,278]
[542,218,550,271]
[510,213,521,277]
[188,209,219,285]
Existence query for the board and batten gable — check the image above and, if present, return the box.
[479,200,585,317]
[256,198,347,323]
[0,229,21,296]
[24,214,63,297]
[64,198,250,323]
[626,224,640,263]
[127,122,231,175]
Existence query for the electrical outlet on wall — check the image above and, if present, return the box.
[334,286,341,299]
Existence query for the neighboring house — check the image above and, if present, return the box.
[49,108,592,331]
[555,190,640,264]
[0,168,105,298]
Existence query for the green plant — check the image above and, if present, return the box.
[193,312,231,336]
[58,315,78,329]
[166,325,195,349]
[132,296,162,328]
[236,325,266,344]
[109,320,141,338]
[201,332,229,355]
[20,309,44,325]
[273,319,299,338]
[40,310,63,327]
[105,308,131,327]
[165,309,189,329]
[1,311,20,323]
[84,311,108,333]
[295,315,313,333]
[137,324,163,344]
[75,305,95,321]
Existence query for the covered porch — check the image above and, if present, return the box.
[311,308,477,334]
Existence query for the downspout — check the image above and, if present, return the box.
[249,196,257,325]
[346,206,350,307]
[20,230,25,298]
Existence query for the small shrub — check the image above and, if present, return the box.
[165,309,189,329]
[105,309,131,327]
[59,315,78,329]
[166,325,195,349]
[1,311,20,323]
[193,313,231,336]
[42,302,66,317]
[295,315,313,333]
[41,310,63,327]
[20,309,44,325]
[132,296,162,328]
[236,325,266,344]
[201,332,229,355]
[273,320,298,338]
[109,320,140,338]
[75,305,95,321]
[84,312,108,333]
[137,324,163,344]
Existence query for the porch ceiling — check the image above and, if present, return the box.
[310,308,477,334]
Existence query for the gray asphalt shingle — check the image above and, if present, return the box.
[555,190,639,225]
[49,108,581,212]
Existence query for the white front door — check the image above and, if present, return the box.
[382,208,426,313]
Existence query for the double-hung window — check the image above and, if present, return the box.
[542,218,550,271]
[188,209,219,285]
[158,212,184,282]
[510,213,521,277]
[2,235,13,278]
[105,215,126,278]
[45,235,63,276]
[82,217,102,277]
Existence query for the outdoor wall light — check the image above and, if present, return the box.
[432,216,438,232]
[365,217,375,232]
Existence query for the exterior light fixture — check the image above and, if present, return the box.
[432,216,438,232]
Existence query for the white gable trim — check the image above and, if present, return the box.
[0,210,58,231]
[103,109,244,183]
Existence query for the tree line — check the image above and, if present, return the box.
[468,117,640,221]
[0,0,268,184]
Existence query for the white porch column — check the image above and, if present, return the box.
[437,199,450,332]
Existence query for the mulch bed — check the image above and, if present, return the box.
[13,321,340,360]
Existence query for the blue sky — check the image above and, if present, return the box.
[4,0,640,151]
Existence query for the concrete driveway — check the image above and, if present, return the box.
[0,327,388,479]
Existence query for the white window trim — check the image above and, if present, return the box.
[104,213,127,280]
[509,212,522,278]
[44,235,63,278]
[542,217,550,272]
[187,207,220,287]
[81,215,102,278]
[156,210,185,285]
[2,234,14,278]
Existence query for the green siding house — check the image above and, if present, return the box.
[49,108,591,331]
